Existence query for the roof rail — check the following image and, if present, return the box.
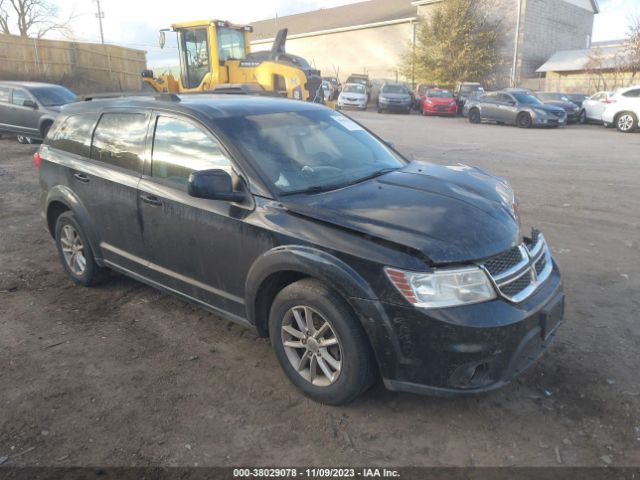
[76,92,181,102]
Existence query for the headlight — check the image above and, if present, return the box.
[385,266,496,308]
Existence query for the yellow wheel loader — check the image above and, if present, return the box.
[142,20,325,103]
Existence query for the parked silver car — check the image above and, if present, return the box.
[0,81,76,143]
[377,83,412,114]
[466,89,567,128]
[337,83,368,110]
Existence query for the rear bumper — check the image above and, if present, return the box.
[351,262,564,396]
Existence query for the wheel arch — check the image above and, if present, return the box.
[45,185,104,264]
[245,246,377,337]
[38,116,55,138]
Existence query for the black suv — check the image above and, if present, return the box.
[37,94,564,404]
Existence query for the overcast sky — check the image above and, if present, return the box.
[54,0,637,67]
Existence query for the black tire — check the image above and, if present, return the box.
[517,112,533,129]
[377,107,383,114]
[269,278,374,405]
[16,135,32,144]
[42,124,51,140]
[468,108,481,124]
[54,211,109,287]
[615,112,638,133]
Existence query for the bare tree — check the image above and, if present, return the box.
[626,14,640,83]
[0,0,74,38]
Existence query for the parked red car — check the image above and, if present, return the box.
[421,88,457,116]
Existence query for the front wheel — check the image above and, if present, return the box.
[517,112,533,129]
[468,108,481,124]
[269,279,374,405]
[616,112,638,133]
[578,110,587,124]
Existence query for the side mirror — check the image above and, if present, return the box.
[188,169,245,202]
[23,99,37,109]
[507,100,516,106]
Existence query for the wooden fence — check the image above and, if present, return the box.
[0,34,147,93]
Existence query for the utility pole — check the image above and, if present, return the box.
[95,0,105,44]
[511,0,523,87]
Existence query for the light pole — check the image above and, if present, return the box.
[95,0,105,44]
[511,0,523,87]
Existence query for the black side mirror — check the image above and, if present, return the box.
[23,99,38,109]
[188,169,245,202]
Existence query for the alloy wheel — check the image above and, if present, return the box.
[617,114,635,132]
[60,224,86,276]
[281,305,342,387]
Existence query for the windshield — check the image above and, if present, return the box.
[347,77,368,87]
[427,90,453,98]
[30,86,76,106]
[460,85,483,94]
[536,93,569,102]
[343,84,365,94]
[513,93,543,105]
[214,109,405,195]
[382,85,408,95]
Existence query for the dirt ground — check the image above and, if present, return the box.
[0,116,639,468]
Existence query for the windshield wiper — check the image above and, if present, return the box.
[280,168,398,197]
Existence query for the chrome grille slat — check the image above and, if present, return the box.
[482,233,553,303]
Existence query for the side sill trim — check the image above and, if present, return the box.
[103,259,253,330]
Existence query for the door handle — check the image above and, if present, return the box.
[73,172,90,182]
[140,194,162,206]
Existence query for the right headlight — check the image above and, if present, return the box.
[385,266,497,309]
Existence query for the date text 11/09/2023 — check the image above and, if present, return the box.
[233,468,401,478]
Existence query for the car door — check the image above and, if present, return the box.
[584,92,606,121]
[136,112,252,317]
[0,86,13,133]
[10,88,41,136]
[495,93,517,123]
[480,93,501,120]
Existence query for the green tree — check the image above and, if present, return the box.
[403,0,502,86]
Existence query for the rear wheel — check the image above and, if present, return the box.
[578,110,587,124]
[616,112,638,133]
[54,212,109,286]
[16,135,32,144]
[517,112,533,129]
[468,108,481,124]
[269,279,374,405]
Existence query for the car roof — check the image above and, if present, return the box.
[60,94,327,119]
[615,85,640,94]
[0,81,65,89]
[382,82,406,87]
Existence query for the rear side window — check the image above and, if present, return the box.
[0,86,10,103]
[48,114,97,157]
[90,113,147,173]
[151,115,231,184]
[623,89,640,98]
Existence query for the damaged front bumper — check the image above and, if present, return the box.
[351,260,564,396]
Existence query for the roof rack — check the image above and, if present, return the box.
[77,92,181,102]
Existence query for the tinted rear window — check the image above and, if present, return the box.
[48,114,97,157]
[0,86,10,102]
[30,86,76,106]
[90,113,147,173]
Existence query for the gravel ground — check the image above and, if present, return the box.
[0,116,638,467]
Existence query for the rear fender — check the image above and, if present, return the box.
[45,185,104,264]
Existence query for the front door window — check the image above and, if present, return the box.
[180,28,210,89]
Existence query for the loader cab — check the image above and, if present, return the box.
[173,20,252,91]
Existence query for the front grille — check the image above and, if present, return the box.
[481,232,553,303]
[483,246,524,276]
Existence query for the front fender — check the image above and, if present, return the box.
[38,116,56,136]
[45,185,104,263]
[245,245,377,325]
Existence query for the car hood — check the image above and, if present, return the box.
[544,100,578,111]
[530,103,565,114]
[427,97,455,105]
[340,92,366,99]
[282,162,521,265]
